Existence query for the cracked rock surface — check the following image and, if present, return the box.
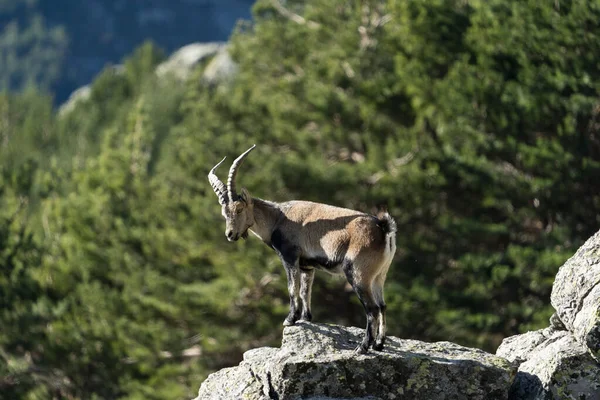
[497,328,600,399]
[194,322,515,400]
[551,230,600,361]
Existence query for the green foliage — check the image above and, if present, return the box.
[54,42,167,170]
[189,0,599,350]
[0,90,55,170]
[1,0,600,398]
[0,158,51,399]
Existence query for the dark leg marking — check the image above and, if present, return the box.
[299,268,315,322]
[344,262,379,353]
[283,263,301,326]
[271,229,302,327]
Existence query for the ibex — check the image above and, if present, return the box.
[208,145,397,353]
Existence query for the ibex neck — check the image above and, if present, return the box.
[249,198,282,243]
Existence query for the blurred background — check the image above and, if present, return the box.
[1,0,599,399]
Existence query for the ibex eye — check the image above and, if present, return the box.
[236,207,244,214]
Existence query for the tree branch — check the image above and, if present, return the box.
[271,0,320,29]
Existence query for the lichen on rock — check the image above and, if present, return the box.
[498,328,600,400]
[194,322,515,400]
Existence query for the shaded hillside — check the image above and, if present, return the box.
[0,0,253,102]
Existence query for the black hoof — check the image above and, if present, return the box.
[354,344,369,354]
[373,342,384,351]
[299,312,312,322]
[283,309,301,326]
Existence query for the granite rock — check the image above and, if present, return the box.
[195,322,516,400]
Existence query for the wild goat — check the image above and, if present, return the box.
[208,145,397,353]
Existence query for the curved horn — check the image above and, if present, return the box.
[227,144,256,202]
[208,157,228,205]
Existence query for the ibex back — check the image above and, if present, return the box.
[208,145,397,353]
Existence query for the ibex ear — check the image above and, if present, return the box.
[240,188,252,205]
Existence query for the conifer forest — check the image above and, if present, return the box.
[1,1,599,398]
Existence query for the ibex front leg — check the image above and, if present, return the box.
[299,268,315,322]
[271,230,303,326]
[283,261,301,326]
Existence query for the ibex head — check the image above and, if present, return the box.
[208,145,256,241]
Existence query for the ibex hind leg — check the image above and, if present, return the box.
[372,274,387,351]
[344,263,378,354]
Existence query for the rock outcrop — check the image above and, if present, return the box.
[497,230,600,399]
[194,322,516,400]
[202,49,238,85]
[60,42,238,115]
[57,85,91,116]
[497,327,600,399]
[155,42,226,81]
[551,230,600,362]
[154,41,238,85]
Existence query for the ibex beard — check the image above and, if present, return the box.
[208,145,397,353]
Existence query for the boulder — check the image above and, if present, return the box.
[551,230,600,361]
[57,85,91,116]
[202,48,238,85]
[61,42,239,114]
[497,327,600,400]
[155,42,226,80]
[194,322,516,400]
